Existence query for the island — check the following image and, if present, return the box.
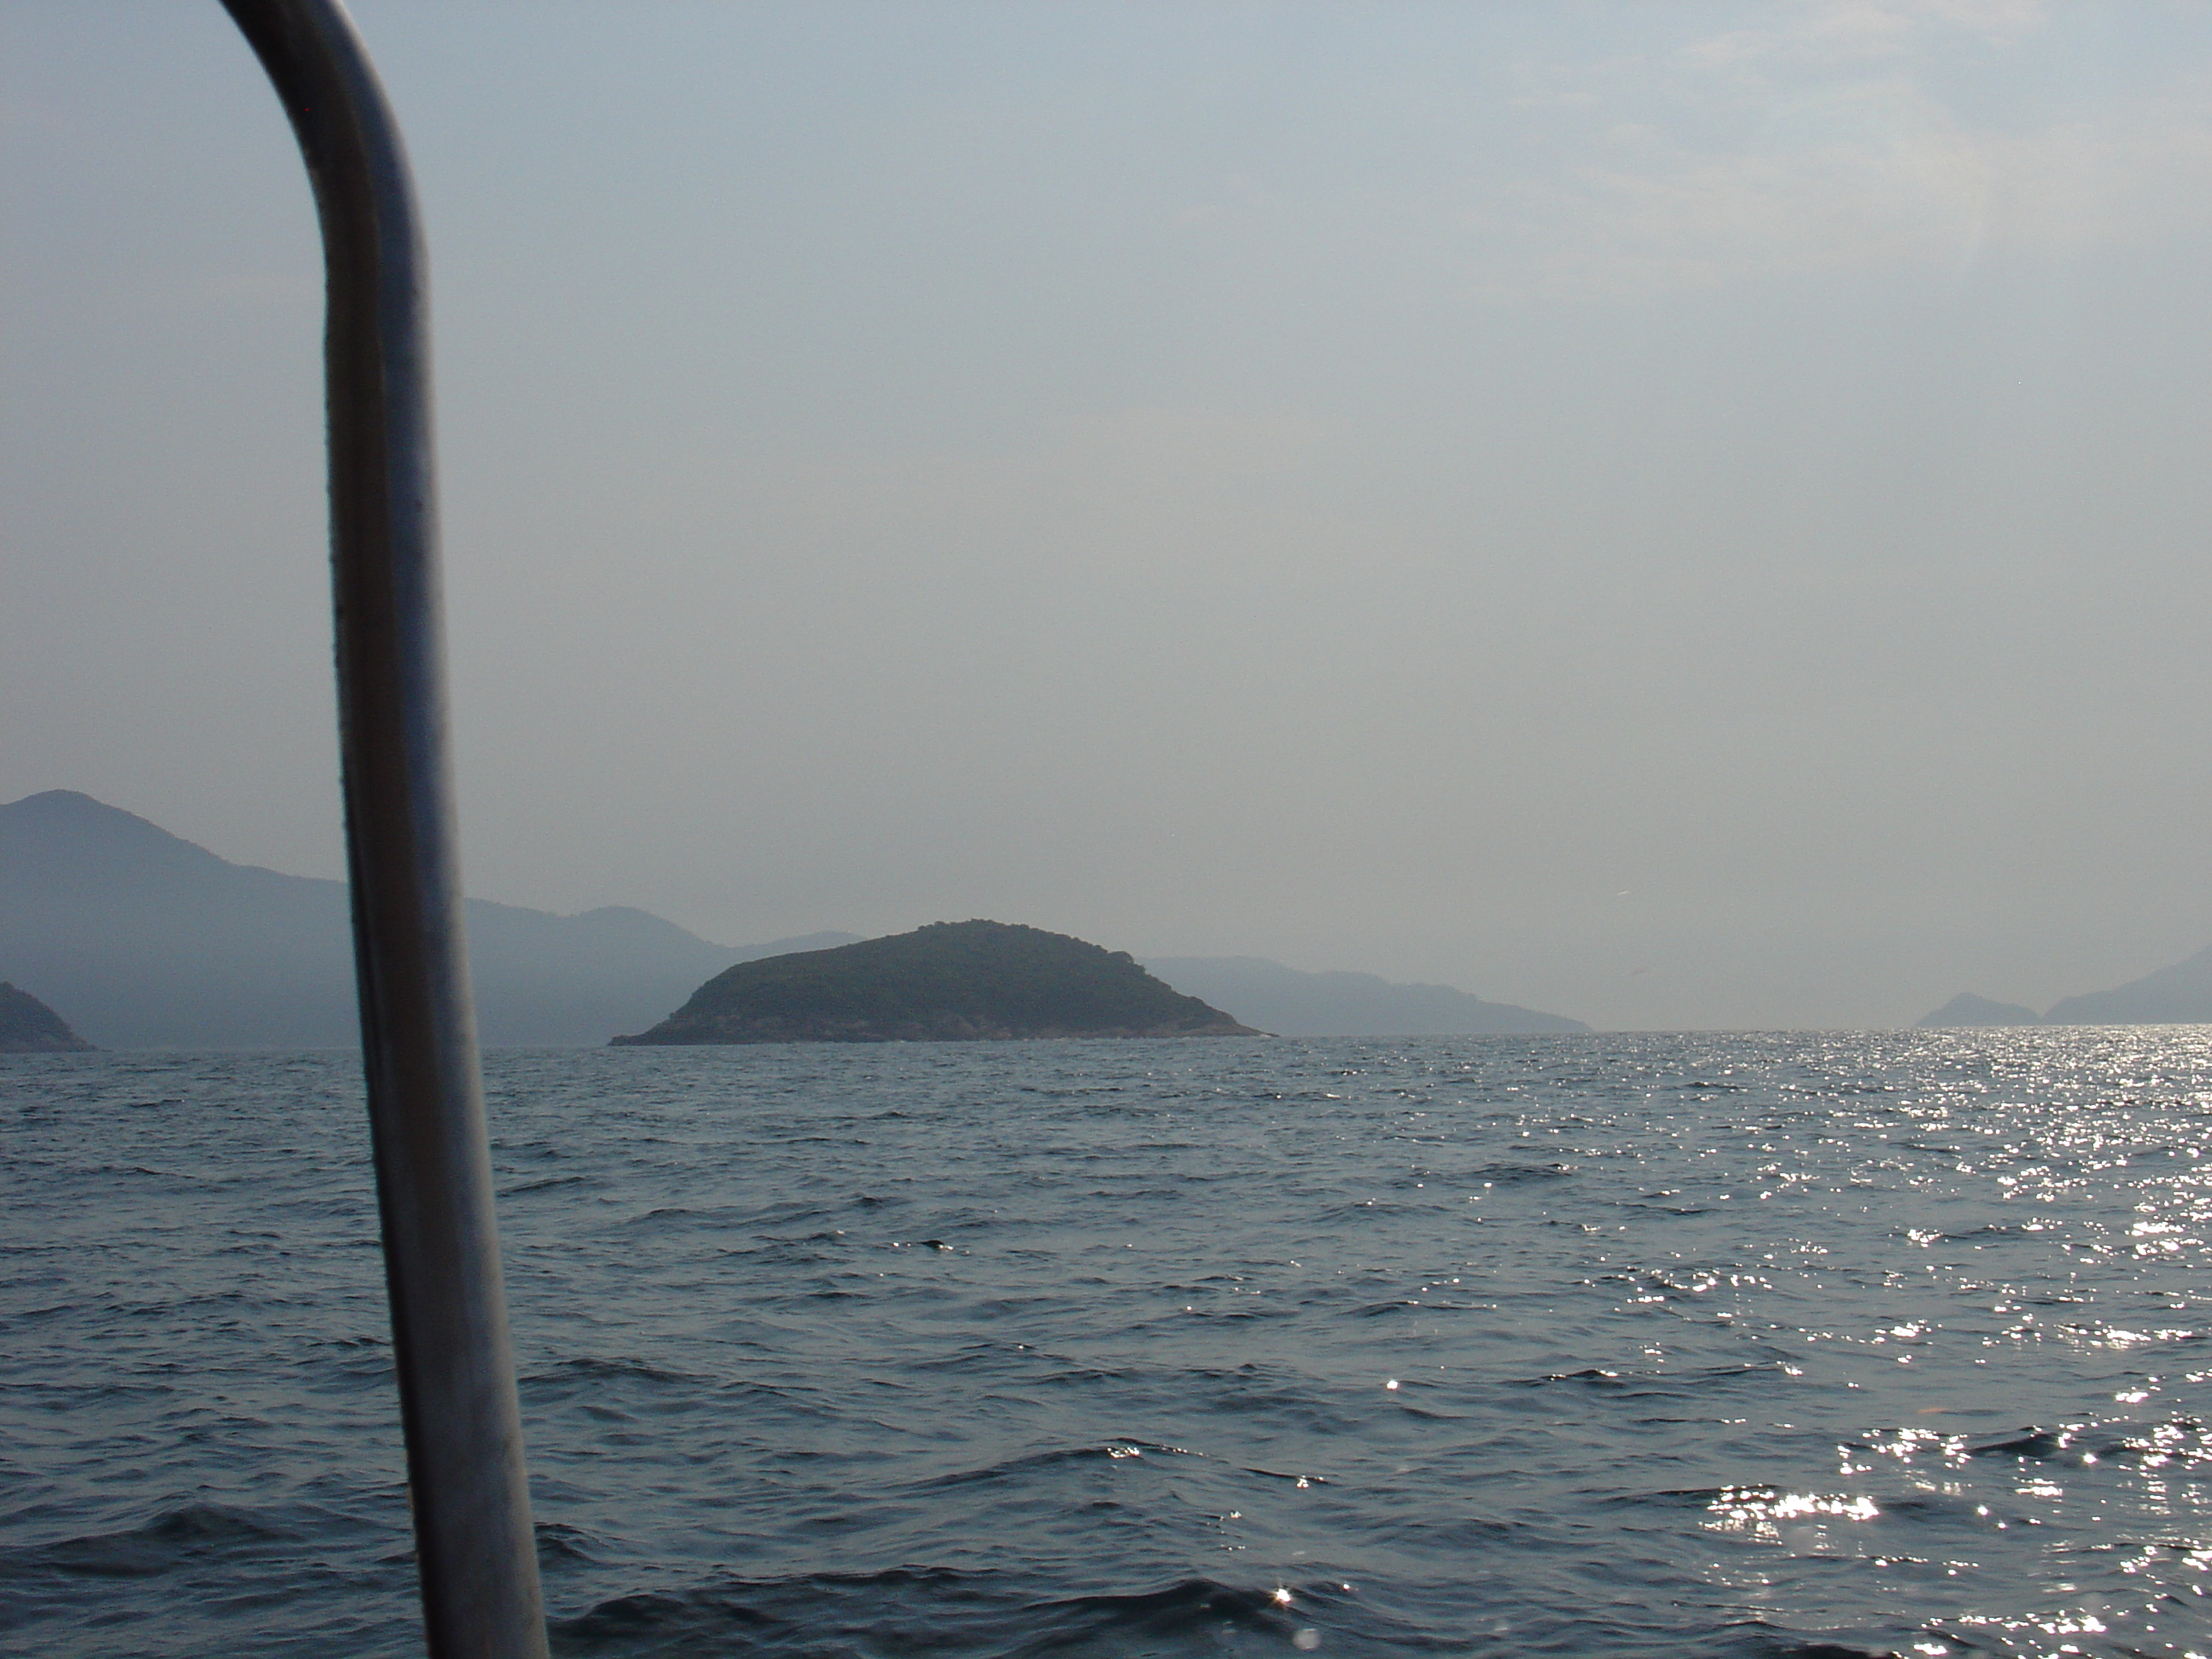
[611,920,1263,1045]
[2044,943,2212,1025]
[0,982,96,1052]
[1140,954,1587,1034]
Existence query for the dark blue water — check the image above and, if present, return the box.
[4,1032,2211,1659]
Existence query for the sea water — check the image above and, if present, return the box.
[3,1030,2210,1659]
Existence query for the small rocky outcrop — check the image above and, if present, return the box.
[0,982,96,1052]
[613,920,1263,1045]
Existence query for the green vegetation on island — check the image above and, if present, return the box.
[0,982,95,1052]
[613,920,1263,1045]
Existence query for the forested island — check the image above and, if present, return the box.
[613,920,1262,1045]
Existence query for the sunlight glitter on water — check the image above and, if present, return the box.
[1703,1486,1883,1549]
[8,1027,2212,1657]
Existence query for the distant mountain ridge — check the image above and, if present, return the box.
[1920,945,2212,1027]
[2043,946,2212,1026]
[2,790,1592,1048]
[0,790,854,1049]
[1141,956,1587,1036]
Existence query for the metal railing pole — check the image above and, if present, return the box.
[215,3,549,1654]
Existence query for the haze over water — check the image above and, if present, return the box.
[6,1028,2211,1658]
[12,9,2212,1650]
[8,2,2212,1029]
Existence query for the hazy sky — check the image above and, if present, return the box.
[6,1,2212,1029]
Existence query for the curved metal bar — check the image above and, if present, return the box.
[216,3,548,1653]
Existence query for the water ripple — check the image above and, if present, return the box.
[7,1029,2212,1656]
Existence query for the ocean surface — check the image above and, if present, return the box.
[4,1031,2211,1659]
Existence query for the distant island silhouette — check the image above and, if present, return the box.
[1140,955,1587,1035]
[1920,945,2212,1027]
[614,920,1263,1045]
[0,790,1587,1047]
[0,982,94,1053]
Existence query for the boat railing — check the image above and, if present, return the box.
[218,3,548,1653]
